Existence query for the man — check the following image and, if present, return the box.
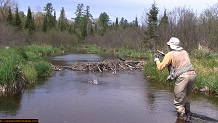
[154,37,197,121]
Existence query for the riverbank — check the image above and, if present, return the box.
[0,45,65,96]
[0,44,217,97]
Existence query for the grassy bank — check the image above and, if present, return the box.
[2,44,217,96]
[0,45,64,94]
[144,50,218,96]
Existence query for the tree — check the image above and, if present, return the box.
[73,4,93,38]
[74,3,84,28]
[25,7,35,32]
[115,17,118,27]
[0,0,16,21]
[53,11,56,28]
[58,7,67,31]
[43,3,55,30]
[6,6,13,25]
[133,16,139,27]
[80,16,88,38]
[13,6,22,29]
[84,6,93,35]
[42,14,47,32]
[98,12,110,35]
[158,9,169,43]
[147,1,159,39]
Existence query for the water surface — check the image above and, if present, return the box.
[0,54,217,123]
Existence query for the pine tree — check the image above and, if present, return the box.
[159,9,169,43]
[25,7,35,32]
[53,11,56,28]
[81,16,88,38]
[6,6,13,25]
[74,3,84,28]
[58,7,67,31]
[159,9,168,24]
[147,1,159,39]
[115,17,118,27]
[13,6,22,29]
[98,12,110,35]
[43,3,55,30]
[134,16,139,27]
[42,15,48,32]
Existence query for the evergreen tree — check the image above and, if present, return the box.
[159,9,168,24]
[73,4,93,38]
[58,7,67,31]
[25,7,35,32]
[133,16,139,27]
[81,16,88,38]
[42,15,48,32]
[53,11,57,28]
[147,1,159,39]
[159,9,169,43]
[43,3,55,30]
[74,3,84,28]
[98,12,110,35]
[119,17,124,28]
[13,6,22,29]
[6,6,13,25]
[115,17,118,27]
[84,5,93,36]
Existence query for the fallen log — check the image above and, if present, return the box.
[52,60,146,73]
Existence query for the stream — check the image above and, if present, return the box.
[0,54,218,123]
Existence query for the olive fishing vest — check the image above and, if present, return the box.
[167,50,194,81]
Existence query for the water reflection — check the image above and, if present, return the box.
[0,92,22,117]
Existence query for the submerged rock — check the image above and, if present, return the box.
[88,79,99,85]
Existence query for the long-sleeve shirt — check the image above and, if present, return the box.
[156,52,173,71]
[156,50,194,74]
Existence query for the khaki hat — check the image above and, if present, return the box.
[167,37,183,50]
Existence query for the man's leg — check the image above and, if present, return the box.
[174,75,189,120]
[185,74,196,116]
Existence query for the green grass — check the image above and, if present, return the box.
[144,50,218,95]
[0,49,25,85]
[72,44,102,54]
[33,61,52,77]
[19,64,37,85]
[116,48,152,59]
[0,45,61,86]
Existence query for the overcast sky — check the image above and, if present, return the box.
[17,0,218,23]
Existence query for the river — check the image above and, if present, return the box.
[0,54,218,123]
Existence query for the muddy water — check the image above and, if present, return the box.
[0,54,218,123]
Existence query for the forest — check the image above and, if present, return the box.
[0,0,218,52]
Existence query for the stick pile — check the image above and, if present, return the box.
[52,60,145,73]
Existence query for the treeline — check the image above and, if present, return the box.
[0,0,138,48]
[1,0,218,52]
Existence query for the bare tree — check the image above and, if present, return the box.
[0,0,16,22]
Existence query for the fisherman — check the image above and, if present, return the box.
[154,37,197,121]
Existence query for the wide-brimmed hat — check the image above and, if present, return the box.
[167,37,183,50]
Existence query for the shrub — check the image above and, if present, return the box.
[33,61,52,77]
[19,64,37,85]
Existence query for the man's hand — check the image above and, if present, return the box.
[154,58,159,62]
[156,50,165,57]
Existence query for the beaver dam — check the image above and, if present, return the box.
[52,59,146,73]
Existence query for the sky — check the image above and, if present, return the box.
[17,0,218,23]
